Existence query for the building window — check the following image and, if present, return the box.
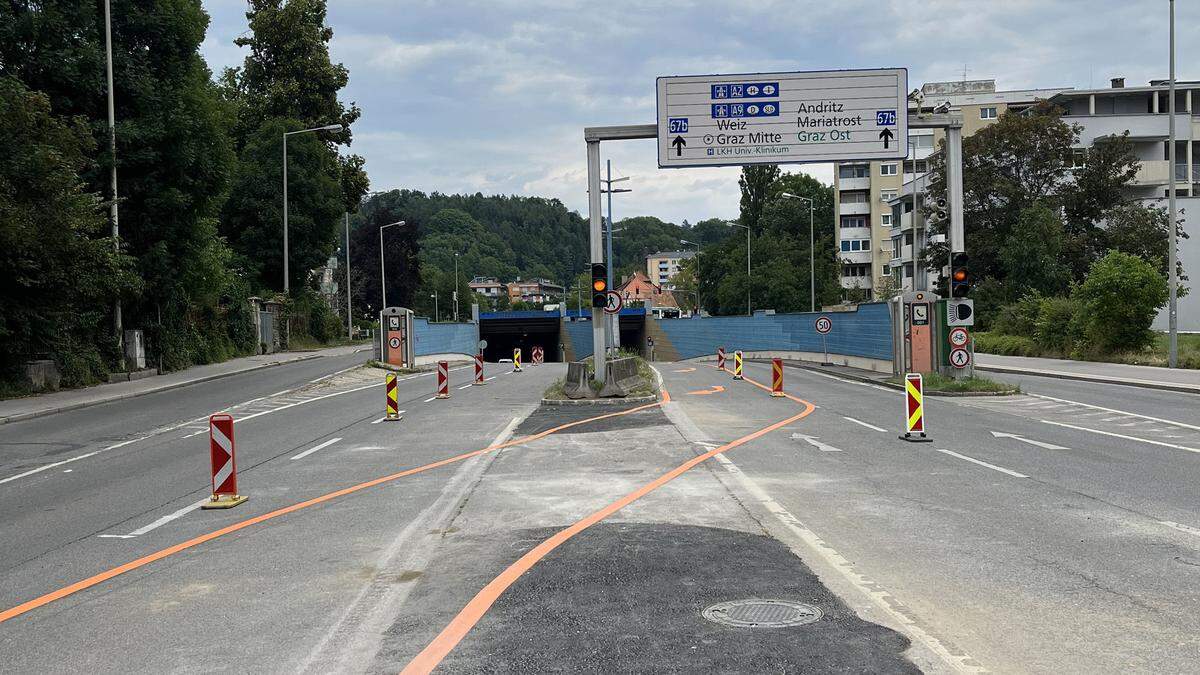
[839,164,869,179]
[911,135,934,149]
[980,107,998,120]
[905,159,929,174]
[881,190,898,202]
[881,214,893,227]
[840,215,867,229]
[880,163,898,176]
[840,191,868,204]
[841,240,851,252]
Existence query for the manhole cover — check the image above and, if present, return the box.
[701,599,822,628]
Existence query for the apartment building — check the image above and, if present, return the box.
[506,278,564,304]
[833,79,1069,297]
[1047,78,1199,330]
[467,276,505,299]
[645,250,696,289]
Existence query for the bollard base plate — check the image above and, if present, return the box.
[899,434,932,443]
[385,414,403,421]
[732,375,744,380]
[771,392,785,397]
[435,394,450,399]
[202,494,248,509]
[473,381,486,386]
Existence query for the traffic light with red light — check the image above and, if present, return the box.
[950,253,970,298]
[591,263,608,308]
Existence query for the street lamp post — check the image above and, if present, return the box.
[1168,0,1179,367]
[724,221,752,316]
[345,213,352,339]
[102,0,123,368]
[379,220,407,310]
[781,192,816,311]
[680,239,701,315]
[431,291,439,323]
[282,123,344,294]
[453,252,460,322]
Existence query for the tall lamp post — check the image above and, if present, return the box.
[1168,0,1179,367]
[680,239,701,315]
[283,123,344,294]
[453,252,460,322]
[724,221,752,316]
[379,220,408,309]
[781,192,816,311]
[431,291,439,323]
[102,0,124,368]
[344,213,352,339]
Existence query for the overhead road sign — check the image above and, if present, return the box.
[656,68,908,168]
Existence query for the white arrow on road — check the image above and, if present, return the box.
[990,431,1068,450]
[790,434,843,452]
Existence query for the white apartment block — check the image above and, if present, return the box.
[645,250,696,289]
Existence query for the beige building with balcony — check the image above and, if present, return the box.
[645,250,696,289]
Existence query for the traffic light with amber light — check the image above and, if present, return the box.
[950,253,970,298]
[591,263,608,308]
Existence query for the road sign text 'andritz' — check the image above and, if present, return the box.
[657,68,908,168]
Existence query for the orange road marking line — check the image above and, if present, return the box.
[686,385,725,396]
[401,377,814,674]
[0,398,667,625]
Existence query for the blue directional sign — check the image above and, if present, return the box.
[711,82,779,99]
[668,117,689,133]
[711,102,779,119]
[876,110,897,126]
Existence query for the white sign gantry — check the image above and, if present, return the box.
[656,68,908,168]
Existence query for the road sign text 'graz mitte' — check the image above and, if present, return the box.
[656,68,908,168]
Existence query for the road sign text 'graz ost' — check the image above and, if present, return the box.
[656,68,908,168]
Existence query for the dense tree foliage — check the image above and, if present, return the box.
[220,0,368,292]
[0,77,137,386]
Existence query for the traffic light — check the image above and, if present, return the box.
[591,263,608,308]
[950,253,970,298]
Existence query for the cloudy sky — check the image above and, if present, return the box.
[200,0,1196,224]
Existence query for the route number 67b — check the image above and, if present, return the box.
[876,110,897,126]
[668,118,689,133]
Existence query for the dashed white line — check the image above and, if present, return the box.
[842,416,888,432]
[457,384,473,390]
[100,498,208,539]
[0,436,144,485]
[1160,520,1200,539]
[291,437,343,461]
[1041,419,1200,455]
[422,396,437,403]
[934,448,1029,478]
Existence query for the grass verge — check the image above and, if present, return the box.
[888,372,1018,394]
[974,331,1200,370]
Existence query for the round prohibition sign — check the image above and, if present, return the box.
[604,290,623,314]
[948,327,970,348]
[388,336,401,349]
[814,316,832,335]
[949,347,971,369]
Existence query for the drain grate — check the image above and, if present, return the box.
[701,599,822,628]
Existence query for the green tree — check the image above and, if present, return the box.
[738,165,780,230]
[0,77,137,385]
[998,203,1071,298]
[2,0,244,370]
[222,0,368,293]
[1101,202,1188,286]
[1071,251,1168,353]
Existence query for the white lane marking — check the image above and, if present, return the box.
[129,499,207,536]
[842,416,888,432]
[790,434,843,452]
[291,437,343,461]
[371,417,386,424]
[989,430,1068,450]
[1160,521,1200,539]
[1041,419,1200,455]
[485,376,497,381]
[710,452,984,673]
[100,498,208,539]
[1029,393,1200,432]
[182,430,205,439]
[934,448,1029,478]
[0,435,144,485]
[62,469,72,473]
[457,384,473,390]
[422,396,437,403]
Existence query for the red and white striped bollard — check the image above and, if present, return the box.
[203,414,247,509]
[436,360,450,399]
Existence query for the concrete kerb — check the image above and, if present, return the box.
[774,360,1019,397]
[540,394,660,407]
[0,352,340,426]
[975,363,1200,396]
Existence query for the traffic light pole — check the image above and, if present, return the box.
[586,139,607,383]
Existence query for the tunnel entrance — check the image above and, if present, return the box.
[479,311,562,362]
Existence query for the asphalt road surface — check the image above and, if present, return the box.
[0,354,1197,673]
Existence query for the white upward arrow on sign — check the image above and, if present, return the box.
[990,430,1068,450]
[790,433,843,452]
